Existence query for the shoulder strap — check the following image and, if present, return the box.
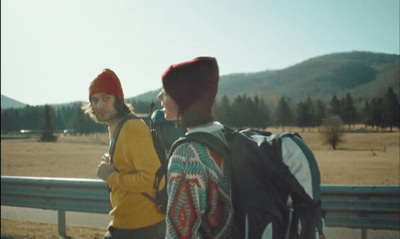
[110,114,161,204]
[109,115,138,161]
[278,133,322,201]
[169,132,230,159]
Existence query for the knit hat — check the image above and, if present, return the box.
[89,69,124,101]
[162,57,219,117]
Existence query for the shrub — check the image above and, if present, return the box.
[321,115,344,150]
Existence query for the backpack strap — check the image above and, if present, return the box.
[105,114,137,192]
[109,114,138,162]
[170,132,230,160]
[108,115,160,202]
[109,114,168,210]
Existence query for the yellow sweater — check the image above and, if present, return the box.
[107,115,165,229]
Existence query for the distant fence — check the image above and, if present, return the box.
[1,176,399,239]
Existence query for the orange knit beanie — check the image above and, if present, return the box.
[89,69,124,101]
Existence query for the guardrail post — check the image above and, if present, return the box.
[57,210,69,238]
[361,229,367,239]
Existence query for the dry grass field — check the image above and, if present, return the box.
[1,127,399,238]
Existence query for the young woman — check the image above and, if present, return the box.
[158,57,234,239]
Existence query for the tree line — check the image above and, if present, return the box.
[212,87,398,131]
[0,99,154,134]
[1,87,398,134]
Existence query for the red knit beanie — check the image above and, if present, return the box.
[162,57,219,117]
[89,69,124,102]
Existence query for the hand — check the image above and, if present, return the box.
[97,162,116,181]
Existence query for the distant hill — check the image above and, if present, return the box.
[217,51,399,103]
[1,95,27,109]
[130,51,399,104]
[130,90,161,102]
[2,51,398,109]
[50,101,84,110]
[1,95,83,110]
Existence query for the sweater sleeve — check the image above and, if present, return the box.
[166,142,207,239]
[107,119,160,193]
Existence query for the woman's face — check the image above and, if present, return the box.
[157,89,179,121]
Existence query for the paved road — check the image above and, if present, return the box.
[2,206,399,239]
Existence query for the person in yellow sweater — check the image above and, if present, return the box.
[83,69,165,239]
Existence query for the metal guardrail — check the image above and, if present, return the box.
[322,185,400,229]
[1,176,111,238]
[1,176,399,239]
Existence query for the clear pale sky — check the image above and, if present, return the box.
[1,0,399,106]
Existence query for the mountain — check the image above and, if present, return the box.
[2,51,398,109]
[50,101,84,110]
[131,90,161,102]
[1,95,27,109]
[226,51,399,102]
[130,51,399,104]
[1,95,83,110]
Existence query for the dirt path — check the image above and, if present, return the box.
[2,219,399,239]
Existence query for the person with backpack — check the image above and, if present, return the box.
[158,57,234,238]
[158,57,325,239]
[83,69,166,239]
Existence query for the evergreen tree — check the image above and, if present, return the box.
[244,96,255,127]
[314,100,326,128]
[214,95,269,128]
[363,101,372,126]
[296,97,315,130]
[382,87,399,131]
[20,105,44,130]
[40,105,58,142]
[341,93,358,129]
[53,108,65,131]
[370,98,384,130]
[305,97,315,128]
[70,106,106,134]
[275,97,292,130]
[1,108,21,132]
[254,97,270,128]
[213,95,233,125]
[296,97,315,131]
[296,100,308,130]
[328,95,341,117]
[231,95,248,127]
[63,105,80,129]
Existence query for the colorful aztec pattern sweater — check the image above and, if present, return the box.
[166,122,234,239]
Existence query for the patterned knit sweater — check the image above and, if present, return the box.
[166,122,234,239]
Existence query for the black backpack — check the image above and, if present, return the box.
[147,109,184,213]
[150,109,185,162]
[169,126,325,239]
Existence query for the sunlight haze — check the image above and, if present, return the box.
[1,0,399,106]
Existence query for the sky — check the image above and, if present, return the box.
[1,0,399,106]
